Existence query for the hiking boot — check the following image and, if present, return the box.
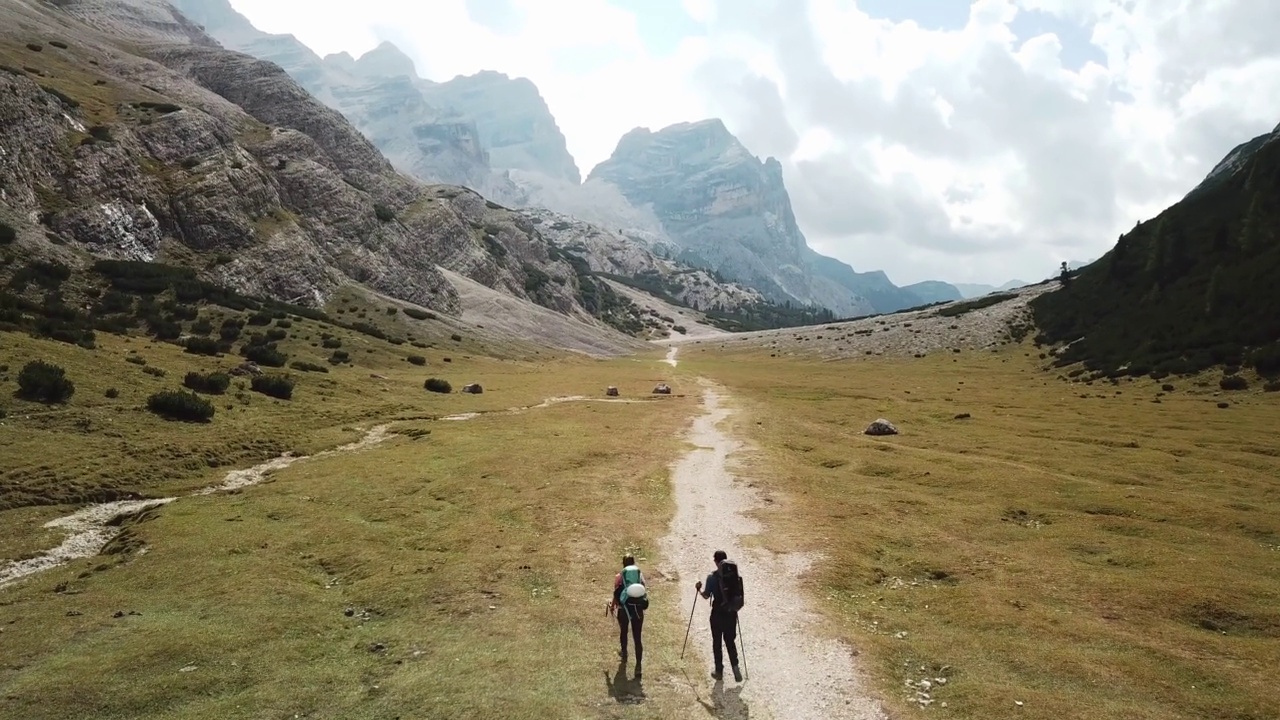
[711,668,723,680]
[619,648,627,661]
[732,665,743,682]
[634,666,643,682]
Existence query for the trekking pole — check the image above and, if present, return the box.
[737,615,748,680]
[680,593,698,659]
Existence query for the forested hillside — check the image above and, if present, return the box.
[1031,127,1280,380]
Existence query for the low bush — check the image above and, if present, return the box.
[374,204,396,222]
[17,360,75,403]
[183,336,221,356]
[1220,375,1249,391]
[147,389,214,422]
[450,333,462,342]
[289,360,329,373]
[247,311,273,326]
[190,318,214,335]
[322,337,342,349]
[328,350,350,365]
[424,378,452,393]
[407,355,427,366]
[142,366,166,378]
[105,387,119,399]
[1264,380,1280,393]
[125,355,147,366]
[183,371,230,395]
[275,319,293,329]
[251,374,294,400]
[0,220,15,245]
[242,343,287,367]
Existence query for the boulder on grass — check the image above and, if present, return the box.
[652,383,671,395]
[462,383,483,394]
[606,386,619,397]
[864,418,898,436]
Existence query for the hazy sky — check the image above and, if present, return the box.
[227,0,1280,287]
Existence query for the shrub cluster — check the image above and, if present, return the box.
[147,389,215,422]
[184,336,221,356]
[17,360,75,403]
[183,371,230,395]
[251,374,294,400]
[407,355,427,366]
[289,360,329,373]
[424,378,452,394]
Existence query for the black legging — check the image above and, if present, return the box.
[710,610,739,670]
[618,606,644,666]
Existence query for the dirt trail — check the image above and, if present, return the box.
[0,424,393,590]
[659,348,887,719]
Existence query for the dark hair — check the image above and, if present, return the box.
[713,549,727,563]
[623,554,636,566]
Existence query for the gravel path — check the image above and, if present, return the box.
[658,347,888,719]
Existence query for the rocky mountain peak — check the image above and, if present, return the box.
[420,71,581,185]
[352,41,419,80]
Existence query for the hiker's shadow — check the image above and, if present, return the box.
[696,678,750,719]
[605,661,645,704]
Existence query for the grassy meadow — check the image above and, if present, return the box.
[0,294,711,720]
[679,342,1280,720]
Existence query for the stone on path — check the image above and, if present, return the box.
[864,418,899,436]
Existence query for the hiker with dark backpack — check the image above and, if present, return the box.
[695,549,744,682]
[610,554,648,681]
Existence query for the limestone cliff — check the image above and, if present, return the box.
[587,119,936,317]
[419,70,581,185]
[169,0,520,202]
[0,0,643,339]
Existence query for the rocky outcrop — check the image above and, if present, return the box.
[419,71,581,185]
[522,207,762,312]
[586,119,928,317]
[0,0,641,339]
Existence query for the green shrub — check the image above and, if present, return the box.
[183,371,230,395]
[1264,380,1280,393]
[247,311,273,326]
[147,389,214,422]
[385,307,398,316]
[289,360,329,373]
[183,336,221,356]
[242,343,287,367]
[0,220,15,245]
[407,355,427,366]
[1220,375,1249,391]
[142,366,166,378]
[328,350,350,365]
[403,307,436,321]
[275,319,293,329]
[105,387,119,399]
[251,374,294,400]
[190,318,214,335]
[374,204,396,222]
[450,333,462,342]
[125,355,147,366]
[265,327,288,342]
[322,337,342,349]
[424,378,452,394]
[17,360,74,403]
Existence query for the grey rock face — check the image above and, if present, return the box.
[420,70,581,185]
[168,0,519,202]
[0,0,638,336]
[588,120,880,316]
[521,207,763,312]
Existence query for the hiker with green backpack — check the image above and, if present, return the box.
[610,554,648,680]
[695,549,745,682]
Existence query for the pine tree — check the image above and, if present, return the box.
[1146,218,1167,279]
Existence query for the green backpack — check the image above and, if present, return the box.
[617,564,649,616]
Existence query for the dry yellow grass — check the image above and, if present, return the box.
[678,343,1280,719]
[1,312,702,718]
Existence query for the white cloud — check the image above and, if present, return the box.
[226,0,1280,287]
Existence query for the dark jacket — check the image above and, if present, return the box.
[703,571,736,614]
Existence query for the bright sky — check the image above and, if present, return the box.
[227,0,1280,287]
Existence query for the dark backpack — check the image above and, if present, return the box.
[717,560,744,613]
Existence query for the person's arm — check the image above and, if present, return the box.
[697,573,713,599]
[610,572,621,608]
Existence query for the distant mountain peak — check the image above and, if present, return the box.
[353,40,419,79]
